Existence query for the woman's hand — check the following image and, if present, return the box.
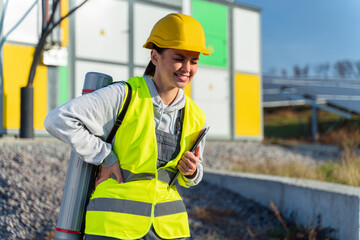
[177,145,200,179]
[95,162,123,188]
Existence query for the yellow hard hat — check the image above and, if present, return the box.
[143,13,211,55]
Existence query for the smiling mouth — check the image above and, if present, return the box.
[175,73,190,82]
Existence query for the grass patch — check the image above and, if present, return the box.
[258,106,360,186]
[263,106,360,148]
[268,202,335,240]
[264,106,312,140]
[318,148,360,186]
[232,147,360,187]
[318,122,360,149]
[232,158,320,180]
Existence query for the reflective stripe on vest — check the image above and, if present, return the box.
[120,168,177,185]
[121,169,154,182]
[154,200,186,217]
[87,198,186,217]
[87,198,152,217]
[85,76,206,239]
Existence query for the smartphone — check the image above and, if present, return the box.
[168,126,210,187]
[190,127,210,153]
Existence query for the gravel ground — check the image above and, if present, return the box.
[0,137,339,240]
[203,141,341,170]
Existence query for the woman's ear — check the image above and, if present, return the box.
[150,49,159,66]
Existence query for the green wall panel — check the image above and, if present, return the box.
[58,66,69,105]
[192,0,228,68]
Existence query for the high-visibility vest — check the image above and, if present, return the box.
[85,76,206,239]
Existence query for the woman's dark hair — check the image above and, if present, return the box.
[144,44,166,77]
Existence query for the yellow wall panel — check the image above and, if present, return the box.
[184,82,191,97]
[60,0,69,46]
[3,44,48,130]
[234,73,261,136]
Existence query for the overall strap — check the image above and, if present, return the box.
[106,81,132,143]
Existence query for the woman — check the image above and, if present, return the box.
[45,13,210,240]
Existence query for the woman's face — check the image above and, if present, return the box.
[152,48,200,90]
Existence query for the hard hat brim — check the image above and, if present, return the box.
[143,41,211,56]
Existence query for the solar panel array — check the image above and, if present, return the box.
[262,77,360,115]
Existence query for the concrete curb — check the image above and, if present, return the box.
[203,169,360,240]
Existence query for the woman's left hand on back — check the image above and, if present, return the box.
[95,162,123,188]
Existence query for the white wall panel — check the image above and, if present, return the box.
[134,3,176,66]
[75,61,128,96]
[233,8,260,74]
[4,1,39,44]
[195,100,230,138]
[134,67,146,77]
[192,67,229,101]
[75,0,128,63]
[147,0,182,8]
[192,66,230,138]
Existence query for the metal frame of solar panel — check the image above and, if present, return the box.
[262,77,360,141]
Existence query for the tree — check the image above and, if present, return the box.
[355,61,360,77]
[293,65,301,77]
[293,64,309,78]
[334,60,354,78]
[315,63,330,78]
[302,65,309,77]
[323,63,330,77]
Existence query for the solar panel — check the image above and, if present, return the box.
[263,77,360,115]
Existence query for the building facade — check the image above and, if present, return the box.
[1,0,262,140]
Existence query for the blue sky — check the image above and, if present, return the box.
[235,0,360,76]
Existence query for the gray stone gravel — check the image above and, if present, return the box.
[203,141,341,171]
[0,137,338,240]
[0,138,70,240]
[178,182,283,239]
